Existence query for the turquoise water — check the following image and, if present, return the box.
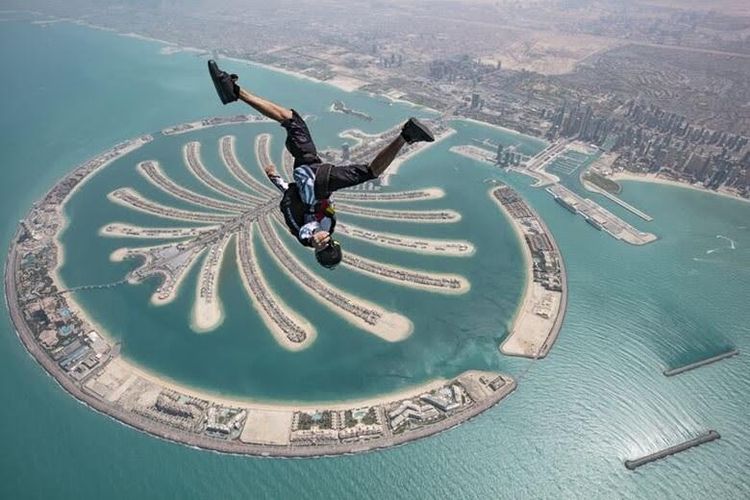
[2,20,749,499]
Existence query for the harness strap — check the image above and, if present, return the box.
[314,163,333,200]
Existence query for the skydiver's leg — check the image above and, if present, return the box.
[368,135,407,177]
[279,110,322,169]
[324,118,435,194]
[238,88,293,123]
[323,136,404,195]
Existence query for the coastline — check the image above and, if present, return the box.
[7,207,517,458]
[8,227,517,457]
[222,56,367,94]
[491,192,535,352]
[456,117,550,149]
[109,243,205,306]
[609,172,750,205]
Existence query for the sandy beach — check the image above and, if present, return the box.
[489,192,536,355]
[110,243,205,306]
[99,223,217,239]
[610,172,750,205]
[335,187,446,203]
[107,189,232,224]
[222,56,368,94]
[458,117,550,147]
[336,203,462,223]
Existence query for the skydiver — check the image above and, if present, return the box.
[208,59,435,269]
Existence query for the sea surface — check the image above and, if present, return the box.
[1,18,749,499]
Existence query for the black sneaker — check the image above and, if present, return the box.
[401,118,435,144]
[208,59,239,105]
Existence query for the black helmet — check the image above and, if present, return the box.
[315,239,342,269]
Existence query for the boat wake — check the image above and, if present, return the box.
[706,234,736,254]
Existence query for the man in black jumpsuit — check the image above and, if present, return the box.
[208,60,435,269]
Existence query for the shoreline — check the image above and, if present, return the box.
[456,117,550,149]
[222,56,367,94]
[335,187,446,203]
[7,183,516,458]
[609,172,750,205]
[490,192,535,352]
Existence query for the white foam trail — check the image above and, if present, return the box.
[716,235,736,249]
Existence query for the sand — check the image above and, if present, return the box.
[105,355,450,412]
[610,172,750,205]
[335,187,446,203]
[99,223,217,239]
[336,203,462,223]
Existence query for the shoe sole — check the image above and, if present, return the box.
[208,60,234,105]
[408,118,435,142]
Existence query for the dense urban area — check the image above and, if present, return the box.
[14,0,750,198]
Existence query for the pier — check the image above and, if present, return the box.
[625,430,721,470]
[663,349,739,377]
[581,173,653,221]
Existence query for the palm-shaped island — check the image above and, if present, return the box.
[103,122,472,349]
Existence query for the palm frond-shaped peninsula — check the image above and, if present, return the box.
[102,124,473,350]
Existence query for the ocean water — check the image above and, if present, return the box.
[1,19,749,499]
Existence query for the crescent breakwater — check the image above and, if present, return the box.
[6,230,515,455]
[4,117,522,456]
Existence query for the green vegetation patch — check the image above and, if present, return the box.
[584,171,622,194]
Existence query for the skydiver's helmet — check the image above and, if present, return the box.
[315,239,342,269]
